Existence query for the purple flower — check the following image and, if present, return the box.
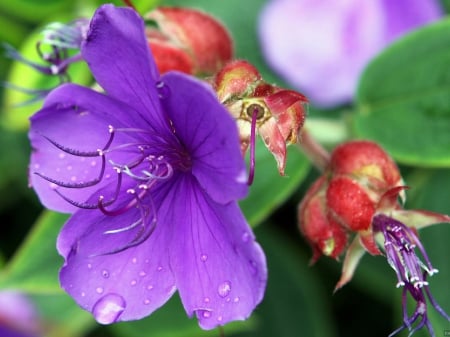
[0,291,40,337]
[28,4,267,329]
[372,214,449,337]
[258,0,442,107]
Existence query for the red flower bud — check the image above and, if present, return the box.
[145,7,233,75]
[298,176,348,263]
[214,60,307,175]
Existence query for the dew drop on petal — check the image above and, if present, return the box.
[96,287,104,294]
[132,257,137,264]
[217,315,223,322]
[130,280,137,286]
[139,271,146,277]
[156,80,170,99]
[218,281,232,298]
[200,254,208,262]
[87,263,92,269]
[157,266,163,272]
[92,293,126,324]
[143,299,150,305]
[197,309,212,319]
[147,285,154,290]
[233,297,240,303]
[204,297,210,303]
[242,232,250,243]
[102,270,110,278]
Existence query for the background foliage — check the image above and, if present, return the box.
[0,1,449,336]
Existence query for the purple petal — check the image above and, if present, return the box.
[168,176,267,329]
[381,0,443,41]
[57,183,177,323]
[29,84,147,213]
[82,5,167,130]
[160,72,248,204]
[258,0,442,107]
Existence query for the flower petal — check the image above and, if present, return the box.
[57,183,177,323]
[334,236,366,291]
[161,72,248,203]
[29,84,148,213]
[82,5,167,131]
[168,176,267,329]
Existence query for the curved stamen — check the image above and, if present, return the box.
[41,126,115,157]
[34,155,106,189]
[53,168,122,210]
[98,192,157,255]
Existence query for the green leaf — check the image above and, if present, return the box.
[240,141,310,227]
[0,0,72,23]
[233,225,337,337]
[0,210,68,293]
[31,293,96,337]
[354,19,450,167]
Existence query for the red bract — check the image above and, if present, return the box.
[145,7,233,75]
[214,60,307,176]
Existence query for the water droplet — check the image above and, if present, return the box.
[225,298,231,303]
[132,257,137,264]
[93,293,126,324]
[218,281,231,298]
[71,176,77,182]
[102,270,110,278]
[130,280,137,286]
[87,263,92,269]
[249,260,258,275]
[59,153,66,159]
[147,285,154,290]
[217,315,223,322]
[157,266,163,272]
[139,271,146,277]
[242,232,250,243]
[204,297,210,303]
[81,292,86,297]
[156,80,170,99]
[143,299,150,305]
[200,254,208,262]
[233,297,240,303]
[197,309,212,319]
[96,287,104,294]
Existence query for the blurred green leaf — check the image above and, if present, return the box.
[232,225,337,337]
[0,210,68,293]
[32,293,96,337]
[354,19,450,167]
[240,141,310,227]
[0,0,72,24]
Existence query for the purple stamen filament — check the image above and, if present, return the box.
[35,125,174,253]
[247,107,258,185]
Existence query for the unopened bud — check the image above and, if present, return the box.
[145,7,233,75]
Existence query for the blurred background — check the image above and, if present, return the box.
[0,0,449,336]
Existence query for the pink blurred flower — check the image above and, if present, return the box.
[0,291,40,337]
[258,0,442,107]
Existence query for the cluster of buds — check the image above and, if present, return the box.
[145,7,233,76]
[298,140,449,336]
[213,60,307,179]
